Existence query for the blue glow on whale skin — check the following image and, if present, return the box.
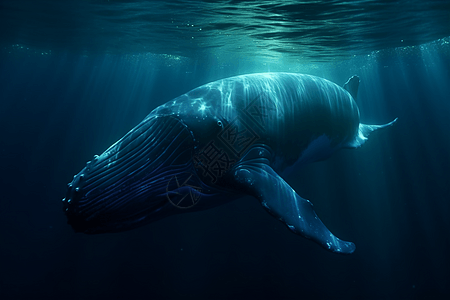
[63,72,396,254]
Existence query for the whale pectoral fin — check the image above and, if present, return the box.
[231,163,355,254]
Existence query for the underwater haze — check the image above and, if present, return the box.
[1,1,450,299]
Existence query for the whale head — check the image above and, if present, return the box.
[63,115,196,233]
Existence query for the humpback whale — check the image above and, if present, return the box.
[63,73,396,254]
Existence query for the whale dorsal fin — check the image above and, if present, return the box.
[343,75,360,100]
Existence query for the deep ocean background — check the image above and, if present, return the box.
[1,1,450,299]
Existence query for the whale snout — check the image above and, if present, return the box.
[63,156,117,233]
[65,146,139,233]
[63,171,88,232]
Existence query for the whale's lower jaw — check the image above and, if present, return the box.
[65,163,192,234]
[63,115,196,234]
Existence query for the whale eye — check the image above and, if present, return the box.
[217,120,222,127]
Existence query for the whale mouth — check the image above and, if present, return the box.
[63,115,196,233]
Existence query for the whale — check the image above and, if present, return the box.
[63,72,396,254]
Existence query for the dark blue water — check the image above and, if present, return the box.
[1,0,450,61]
[1,1,450,299]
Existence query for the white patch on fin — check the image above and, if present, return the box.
[347,118,398,148]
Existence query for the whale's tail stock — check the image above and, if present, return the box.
[342,75,398,149]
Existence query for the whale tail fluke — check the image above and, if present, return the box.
[346,118,398,148]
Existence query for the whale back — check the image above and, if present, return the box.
[154,73,361,171]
